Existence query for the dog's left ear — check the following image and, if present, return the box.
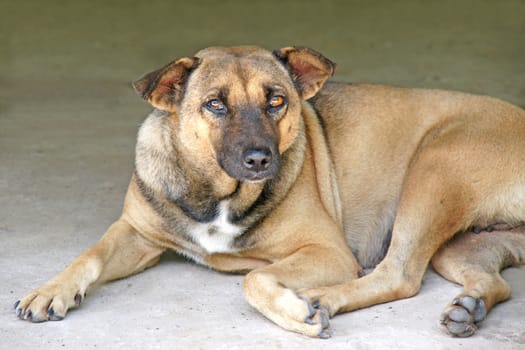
[273,47,335,100]
[132,57,200,111]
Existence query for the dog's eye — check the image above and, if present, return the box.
[269,95,285,108]
[205,99,227,114]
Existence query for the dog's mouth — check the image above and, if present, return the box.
[242,169,277,183]
[222,164,279,183]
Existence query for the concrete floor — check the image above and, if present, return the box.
[1,1,524,349]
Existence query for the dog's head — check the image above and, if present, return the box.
[133,46,335,183]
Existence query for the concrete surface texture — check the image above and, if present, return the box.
[1,0,524,349]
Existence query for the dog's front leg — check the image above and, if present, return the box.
[15,219,165,322]
[242,243,359,338]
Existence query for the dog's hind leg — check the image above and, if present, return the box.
[300,136,514,320]
[301,167,471,315]
[15,219,166,322]
[431,226,525,337]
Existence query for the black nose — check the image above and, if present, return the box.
[242,149,272,173]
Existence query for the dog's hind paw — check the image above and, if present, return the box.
[440,295,486,337]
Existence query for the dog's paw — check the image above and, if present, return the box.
[299,286,339,318]
[269,289,332,338]
[243,273,332,338]
[440,295,486,337]
[14,284,85,322]
[300,296,332,338]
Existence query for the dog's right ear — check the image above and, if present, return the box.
[132,57,200,111]
[273,47,335,100]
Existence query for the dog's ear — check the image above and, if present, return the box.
[132,57,200,111]
[273,47,335,100]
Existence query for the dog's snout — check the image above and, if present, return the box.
[242,149,272,172]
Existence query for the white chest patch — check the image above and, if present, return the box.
[187,200,245,254]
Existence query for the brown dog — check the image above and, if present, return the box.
[15,46,525,338]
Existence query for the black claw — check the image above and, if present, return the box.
[312,300,320,309]
[74,293,82,306]
[48,307,64,321]
[26,310,32,320]
[305,317,315,325]
[307,302,315,318]
[16,307,23,318]
[473,299,486,323]
[319,330,332,339]
[14,300,20,310]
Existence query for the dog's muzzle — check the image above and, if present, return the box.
[239,147,279,181]
[219,146,279,182]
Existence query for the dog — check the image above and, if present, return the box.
[15,46,525,338]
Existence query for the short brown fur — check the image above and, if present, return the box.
[15,46,525,338]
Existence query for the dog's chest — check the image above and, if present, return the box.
[187,200,245,254]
